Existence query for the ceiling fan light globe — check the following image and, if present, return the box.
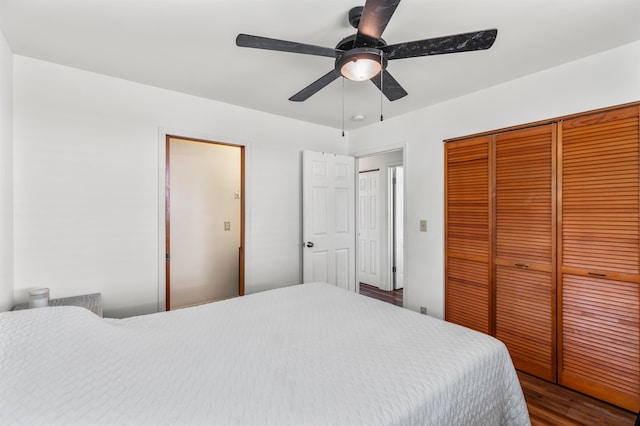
[341,58,381,81]
[335,48,386,82]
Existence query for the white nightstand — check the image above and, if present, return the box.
[13,293,103,317]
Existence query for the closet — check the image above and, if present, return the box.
[445,103,639,412]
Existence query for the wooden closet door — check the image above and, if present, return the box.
[445,136,492,334]
[559,106,640,412]
[494,125,556,381]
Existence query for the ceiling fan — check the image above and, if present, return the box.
[236,0,497,102]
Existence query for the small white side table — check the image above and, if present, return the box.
[13,293,103,317]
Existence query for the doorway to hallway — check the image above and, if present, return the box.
[356,149,404,304]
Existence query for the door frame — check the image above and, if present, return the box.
[352,142,407,303]
[388,165,404,291]
[158,129,250,312]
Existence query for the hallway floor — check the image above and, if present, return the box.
[358,283,403,307]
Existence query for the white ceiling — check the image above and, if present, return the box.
[1,0,639,130]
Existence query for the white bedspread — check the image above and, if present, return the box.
[0,283,530,425]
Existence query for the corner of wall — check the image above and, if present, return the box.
[0,29,14,311]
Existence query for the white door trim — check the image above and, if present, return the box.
[388,165,404,291]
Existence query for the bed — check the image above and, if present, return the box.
[0,282,530,425]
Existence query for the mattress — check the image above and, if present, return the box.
[0,282,530,425]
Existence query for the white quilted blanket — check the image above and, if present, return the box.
[0,283,530,425]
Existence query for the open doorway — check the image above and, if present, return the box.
[165,136,245,310]
[356,149,404,306]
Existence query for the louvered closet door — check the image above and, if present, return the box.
[559,106,640,412]
[445,136,491,334]
[494,125,556,381]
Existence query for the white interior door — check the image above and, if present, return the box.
[358,170,381,287]
[302,151,355,291]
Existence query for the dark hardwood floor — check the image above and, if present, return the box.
[518,371,636,426]
[359,282,403,307]
[359,285,639,426]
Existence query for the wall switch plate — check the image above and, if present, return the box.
[420,220,427,232]
[420,306,427,315]
[224,221,231,231]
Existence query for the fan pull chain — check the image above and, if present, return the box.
[341,77,345,137]
[380,52,384,122]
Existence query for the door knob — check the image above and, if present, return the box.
[305,241,314,248]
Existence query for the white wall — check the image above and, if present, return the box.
[13,56,346,317]
[349,40,640,319]
[0,30,13,311]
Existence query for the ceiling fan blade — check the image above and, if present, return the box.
[289,69,341,102]
[370,70,408,101]
[383,29,498,60]
[236,34,341,58]
[355,0,401,46]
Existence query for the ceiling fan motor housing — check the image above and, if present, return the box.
[335,33,387,51]
[348,6,364,28]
